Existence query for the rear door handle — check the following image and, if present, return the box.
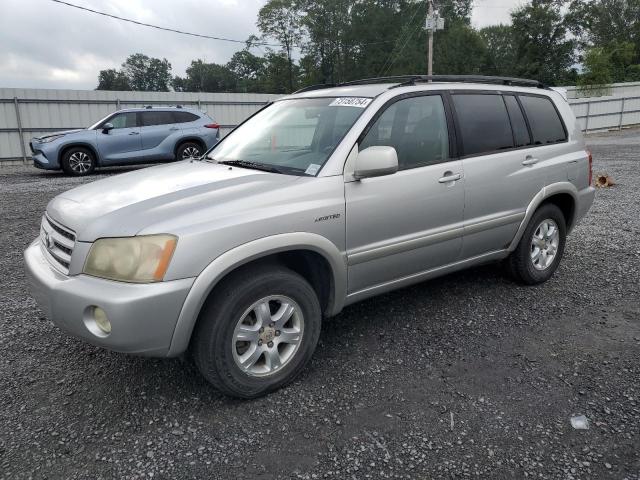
[438,172,462,183]
[128,131,140,135]
[169,127,180,131]
[522,155,539,166]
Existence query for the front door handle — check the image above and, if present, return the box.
[522,155,539,166]
[438,172,462,183]
[169,127,180,131]
[128,131,140,135]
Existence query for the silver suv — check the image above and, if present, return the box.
[25,76,595,398]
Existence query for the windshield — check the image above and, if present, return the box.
[206,97,370,175]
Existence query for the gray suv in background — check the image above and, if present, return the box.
[25,75,595,398]
[30,106,220,175]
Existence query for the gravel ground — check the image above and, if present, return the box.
[1,129,639,479]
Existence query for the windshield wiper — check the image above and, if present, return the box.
[218,160,289,174]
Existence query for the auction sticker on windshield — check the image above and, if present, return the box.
[329,97,372,108]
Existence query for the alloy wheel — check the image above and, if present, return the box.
[231,295,304,377]
[530,218,560,270]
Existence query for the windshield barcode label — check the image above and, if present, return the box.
[329,97,372,108]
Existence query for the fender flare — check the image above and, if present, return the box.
[507,181,578,252]
[167,232,347,356]
[58,142,102,167]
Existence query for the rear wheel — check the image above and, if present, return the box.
[507,203,566,285]
[192,266,322,398]
[61,147,95,176]
[176,141,203,160]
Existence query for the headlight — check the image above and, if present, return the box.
[83,235,177,283]
[39,135,64,143]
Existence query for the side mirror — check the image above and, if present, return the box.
[353,146,399,180]
[102,123,114,133]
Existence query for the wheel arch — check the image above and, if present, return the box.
[508,182,578,252]
[167,233,347,357]
[58,142,101,167]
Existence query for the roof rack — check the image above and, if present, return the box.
[293,75,546,94]
[292,83,337,94]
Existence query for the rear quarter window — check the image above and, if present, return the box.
[173,111,200,123]
[518,95,567,145]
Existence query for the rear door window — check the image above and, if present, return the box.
[518,95,567,144]
[504,95,532,147]
[140,111,175,127]
[452,94,514,156]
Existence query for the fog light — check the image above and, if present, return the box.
[93,307,111,334]
[83,306,111,338]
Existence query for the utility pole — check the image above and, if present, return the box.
[427,0,434,76]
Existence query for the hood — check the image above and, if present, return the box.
[46,160,301,241]
[34,129,85,141]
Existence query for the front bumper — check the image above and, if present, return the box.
[24,239,195,356]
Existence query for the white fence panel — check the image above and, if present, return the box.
[2,84,640,164]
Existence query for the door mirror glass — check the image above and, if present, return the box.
[353,146,398,179]
[102,122,114,133]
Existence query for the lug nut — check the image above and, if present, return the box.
[259,327,264,333]
[275,330,281,337]
[267,341,274,348]
[269,322,275,328]
[258,340,263,346]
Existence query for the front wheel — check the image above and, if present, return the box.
[192,266,322,398]
[507,203,567,285]
[61,147,96,176]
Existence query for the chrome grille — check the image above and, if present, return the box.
[40,215,76,274]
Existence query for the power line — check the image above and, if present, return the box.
[377,1,425,76]
[49,0,285,47]
[49,0,399,50]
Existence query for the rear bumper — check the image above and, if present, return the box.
[24,238,195,356]
[573,186,596,230]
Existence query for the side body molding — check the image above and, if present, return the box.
[507,181,579,252]
[167,232,347,357]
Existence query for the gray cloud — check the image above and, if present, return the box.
[0,0,521,90]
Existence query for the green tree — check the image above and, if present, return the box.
[577,47,613,95]
[257,0,303,91]
[510,0,576,85]
[480,25,518,76]
[120,54,172,91]
[432,21,487,74]
[96,68,130,90]
[228,48,267,92]
[568,0,640,83]
[173,59,237,92]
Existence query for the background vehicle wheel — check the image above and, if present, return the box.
[192,266,322,398]
[507,203,567,285]
[61,147,95,176]
[176,142,203,160]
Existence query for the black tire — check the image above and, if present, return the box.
[507,203,567,285]
[175,141,203,161]
[60,146,96,176]
[192,266,322,398]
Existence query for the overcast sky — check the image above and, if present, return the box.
[0,0,521,90]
